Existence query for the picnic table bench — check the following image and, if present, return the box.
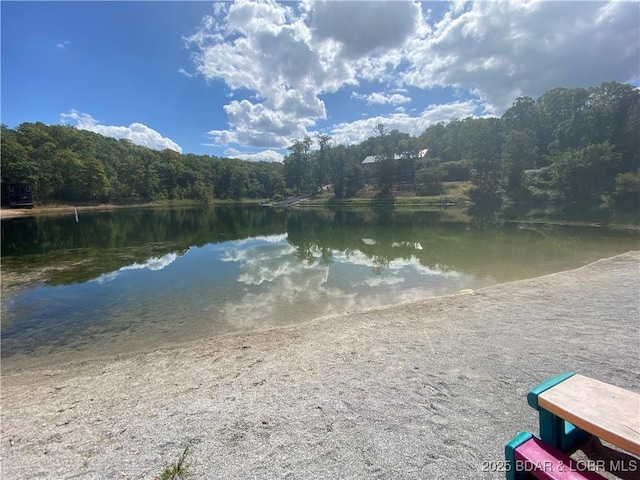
[505,372,640,480]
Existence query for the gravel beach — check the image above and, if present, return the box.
[1,251,639,480]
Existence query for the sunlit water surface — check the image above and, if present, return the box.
[2,206,638,371]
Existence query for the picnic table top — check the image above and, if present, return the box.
[538,374,640,456]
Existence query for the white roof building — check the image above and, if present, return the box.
[361,148,428,167]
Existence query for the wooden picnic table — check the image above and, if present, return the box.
[506,372,639,480]
[536,374,640,456]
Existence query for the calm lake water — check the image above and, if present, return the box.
[1,206,638,371]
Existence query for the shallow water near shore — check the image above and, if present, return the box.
[1,205,638,371]
[2,252,638,480]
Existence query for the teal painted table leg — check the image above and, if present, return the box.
[527,372,589,452]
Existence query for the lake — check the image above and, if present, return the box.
[1,205,638,372]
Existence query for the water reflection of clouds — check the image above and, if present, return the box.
[218,235,345,327]
[221,242,295,265]
[227,233,288,247]
[331,250,458,276]
[237,247,314,286]
[387,257,460,277]
[217,235,473,330]
[90,252,179,284]
[331,249,380,267]
[222,263,342,329]
[335,252,462,286]
[354,276,405,287]
[221,241,301,286]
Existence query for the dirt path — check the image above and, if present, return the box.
[1,252,639,479]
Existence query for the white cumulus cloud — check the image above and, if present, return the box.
[329,100,480,145]
[403,0,640,113]
[311,0,422,58]
[206,99,313,148]
[60,110,183,153]
[184,0,639,150]
[184,0,351,149]
[351,91,412,106]
[223,148,284,163]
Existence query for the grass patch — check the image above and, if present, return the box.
[36,198,265,210]
[442,181,474,200]
[157,445,191,480]
[300,182,473,208]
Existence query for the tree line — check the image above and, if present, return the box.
[1,123,284,203]
[2,81,638,215]
[283,81,639,215]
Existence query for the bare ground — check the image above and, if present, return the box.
[1,252,639,480]
[1,205,120,219]
[0,202,208,219]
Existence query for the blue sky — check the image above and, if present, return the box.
[2,1,639,162]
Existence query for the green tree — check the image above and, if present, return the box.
[415,166,445,196]
[418,122,447,160]
[326,144,348,197]
[613,171,640,208]
[343,155,365,196]
[52,149,83,200]
[1,126,36,185]
[116,155,145,201]
[284,136,314,193]
[501,129,538,205]
[550,142,621,205]
[374,124,395,193]
[396,136,421,182]
[315,133,332,187]
[79,157,111,201]
[502,97,541,132]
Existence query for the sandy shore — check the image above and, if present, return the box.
[0,202,213,219]
[1,252,639,479]
[1,205,120,219]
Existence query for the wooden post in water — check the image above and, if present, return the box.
[74,207,79,222]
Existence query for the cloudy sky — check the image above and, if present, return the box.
[2,1,638,162]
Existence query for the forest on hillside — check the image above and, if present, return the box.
[2,81,639,217]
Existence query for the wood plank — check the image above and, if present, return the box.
[538,374,640,456]
[515,437,606,480]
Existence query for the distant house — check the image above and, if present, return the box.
[1,183,34,209]
[361,155,379,174]
[361,148,429,175]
